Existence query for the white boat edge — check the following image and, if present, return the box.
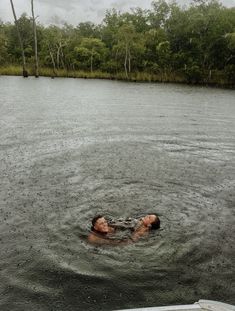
[115,300,235,311]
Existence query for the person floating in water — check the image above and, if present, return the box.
[88,214,160,245]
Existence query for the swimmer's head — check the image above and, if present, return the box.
[142,214,160,230]
[91,215,109,233]
[151,215,160,230]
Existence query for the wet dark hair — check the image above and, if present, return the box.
[91,215,103,231]
[150,214,160,230]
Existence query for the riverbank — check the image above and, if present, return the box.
[0,66,234,89]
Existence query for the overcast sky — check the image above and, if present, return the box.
[1,0,234,26]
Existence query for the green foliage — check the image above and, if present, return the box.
[0,65,22,75]
[0,26,8,65]
[1,1,235,86]
[113,23,145,74]
[225,32,235,54]
[7,14,34,63]
[224,65,235,83]
[74,37,107,71]
[184,65,203,83]
[149,0,170,28]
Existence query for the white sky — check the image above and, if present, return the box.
[0,0,234,26]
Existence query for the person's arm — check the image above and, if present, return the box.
[131,225,149,242]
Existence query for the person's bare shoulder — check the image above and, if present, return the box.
[131,224,149,241]
[88,232,105,244]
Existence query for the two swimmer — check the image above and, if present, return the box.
[88,214,160,245]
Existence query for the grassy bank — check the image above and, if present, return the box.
[0,66,234,89]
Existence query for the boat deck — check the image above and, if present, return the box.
[116,300,235,311]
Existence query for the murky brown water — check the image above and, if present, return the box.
[0,76,235,311]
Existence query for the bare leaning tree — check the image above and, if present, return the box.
[31,0,39,77]
[9,0,28,77]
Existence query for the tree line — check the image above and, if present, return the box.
[0,0,235,85]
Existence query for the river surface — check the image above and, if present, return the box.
[0,76,234,311]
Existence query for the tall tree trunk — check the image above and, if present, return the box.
[31,0,39,77]
[56,44,60,69]
[48,45,56,77]
[124,44,128,79]
[72,63,75,78]
[10,0,28,77]
[128,51,131,73]
[56,42,66,70]
[115,48,119,74]
[60,48,66,70]
[90,51,93,73]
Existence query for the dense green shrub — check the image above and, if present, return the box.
[1,0,235,86]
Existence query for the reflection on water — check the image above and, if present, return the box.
[0,76,235,310]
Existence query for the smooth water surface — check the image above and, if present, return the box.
[0,76,235,311]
